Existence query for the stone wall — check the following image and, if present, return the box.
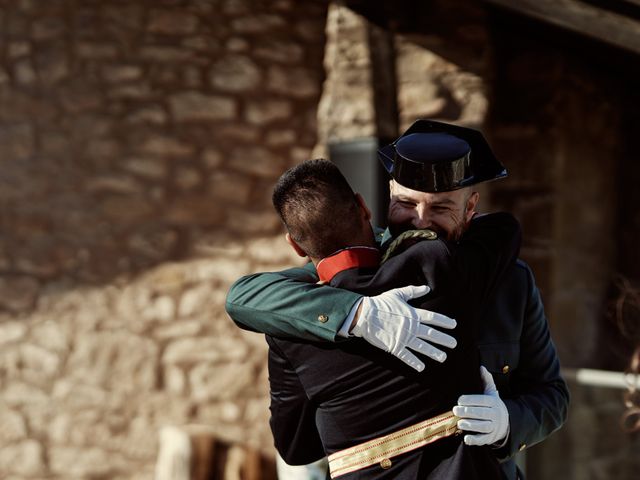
[313,3,375,157]
[316,1,492,149]
[0,0,328,478]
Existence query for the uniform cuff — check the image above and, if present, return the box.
[337,299,363,337]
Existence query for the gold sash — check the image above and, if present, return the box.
[328,411,460,478]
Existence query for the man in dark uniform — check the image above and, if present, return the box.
[226,120,569,479]
[267,158,519,478]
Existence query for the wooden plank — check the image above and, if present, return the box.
[484,0,640,55]
[620,0,640,9]
[155,426,192,480]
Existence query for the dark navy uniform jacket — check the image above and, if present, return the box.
[267,213,521,479]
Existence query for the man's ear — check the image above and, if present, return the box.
[465,192,480,222]
[354,192,372,222]
[285,233,307,258]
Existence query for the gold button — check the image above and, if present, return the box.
[518,443,526,452]
[318,314,329,323]
[502,365,510,374]
[380,458,392,469]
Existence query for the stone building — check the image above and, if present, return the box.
[0,0,638,479]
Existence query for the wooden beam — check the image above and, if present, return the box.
[484,0,640,55]
[367,22,400,141]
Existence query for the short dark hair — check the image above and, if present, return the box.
[272,159,363,259]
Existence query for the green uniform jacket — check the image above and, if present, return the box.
[226,246,569,480]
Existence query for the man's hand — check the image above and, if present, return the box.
[453,366,510,446]
[350,285,457,372]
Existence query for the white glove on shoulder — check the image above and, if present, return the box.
[453,366,510,446]
[351,285,457,372]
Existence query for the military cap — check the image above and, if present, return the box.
[378,119,507,192]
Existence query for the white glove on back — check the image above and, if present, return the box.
[453,366,510,446]
[351,285,457,372]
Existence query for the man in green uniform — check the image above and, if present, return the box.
[226,120,569,479]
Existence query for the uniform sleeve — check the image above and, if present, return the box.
[225,263,362,342]
[495,268,570,461]
[267,337,326,464]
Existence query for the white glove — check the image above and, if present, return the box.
[351,285,457,372]
[453,366,510,446]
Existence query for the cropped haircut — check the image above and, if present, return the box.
[272,159,363,259]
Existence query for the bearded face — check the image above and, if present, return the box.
[387,181,479,242]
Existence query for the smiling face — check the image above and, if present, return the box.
[387,180,479,241]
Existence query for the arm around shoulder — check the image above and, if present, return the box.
[225,263,362,342]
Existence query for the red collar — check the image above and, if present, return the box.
[316,247,381,283]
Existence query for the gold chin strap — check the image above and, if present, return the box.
[381,229,438,264]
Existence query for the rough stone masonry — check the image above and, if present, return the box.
[0,0,328,478]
